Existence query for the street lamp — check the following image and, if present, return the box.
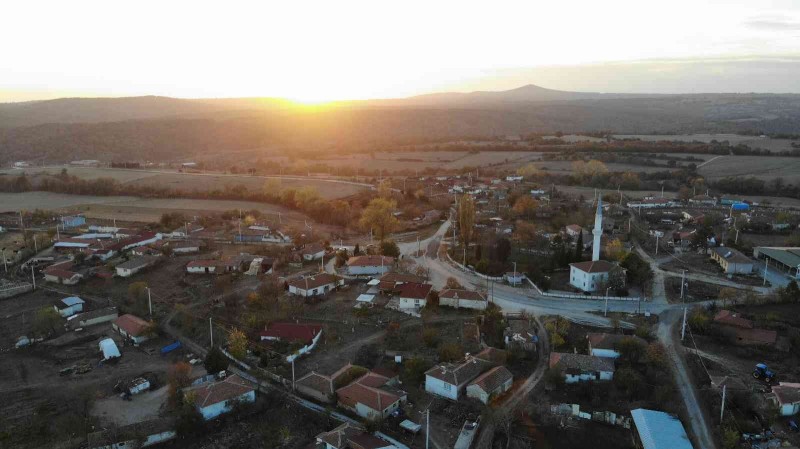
[1,247,7,273]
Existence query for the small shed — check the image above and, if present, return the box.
[99,338,121,361]
[54,296,85,318]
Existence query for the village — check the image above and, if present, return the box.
[1,165,799,449]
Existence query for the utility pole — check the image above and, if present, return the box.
[33,235,37,252]
[417,236,421,256]
[681,307,688,341]
[2,248,6,273]
[292,359,296,391]
[209,317,214,347]
[720,385,727,421]
[425,408,430,449]
[146,287,152,317]
[605,287,611,317]
[763,258,769,286]
[31,265,36,289]
[655,234,659,256]
[680,270,686,301]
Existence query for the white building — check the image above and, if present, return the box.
[315,423,397,449]
[397,283,433,311]
[770,383,800,416]
[183,374,256,421]
[631,409,694,449]
[626,198,679,209]
[54,296,85,318]
[466,366,513,404]
[298,243,326,261]
[259,322,323,362]
[287,273,343,297]
[439,289,487,310]
[569,260,614,292]
[710,246,754,274]
[425,358,489,400]
[99,338,121,361]
[112,314,151,345]
[345,255,395,276]
[186,259,218,274]
[549,353,615,383]
[115,256,157,277]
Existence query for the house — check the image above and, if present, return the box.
[295,365,354,404]
[114,232,162,252]
[288,273,344,297]
[69,307,118,329]
[54,296,85,318]
[587,333,647,359]
[397,282,433,311]
[169,223,205,238]
[713,310,753,329]
[87,418,176,449]
[182,374,255,420]
[171,240,202,254]
[439,289,487,310]
[569,260,615,293]
[710,246,754,274]
[630,408,694,449]
[504,319,538,351]
[186,259,218,274]
[61,215,86,229]
[315,422,397,449]
[346,255,395,276]
[112,314,151,345]
[115,256,158,277]
[504,272,525,285]
[425,357,490,400]
[53,238,93,251]
[336,371,406,420]
[549,353,615,383]
[466,366,513,404]
[43,262,82,285]
[626,198,679,209]
[299,243,326,261]
[260,322,323,361]
[689,194,717,207]
[505,175,523,182]
[378,273,426,293]
[769,383,800,416]
[565,224,583,238]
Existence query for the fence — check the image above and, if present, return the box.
[524,275,641,302]
[444,251,504,281]
[0,281,34,299]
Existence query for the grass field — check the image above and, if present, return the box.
[1,166,368,199]
[616,133,800,152]
[698,156,800,183]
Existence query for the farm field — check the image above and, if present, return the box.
[615,133,800,152]
[537,160,679,174]
[697,155,800,184]
[1,166,368,199]
[305,151,541,173]
[554,185,800,208]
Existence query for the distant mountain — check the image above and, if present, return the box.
[1,85,799,164]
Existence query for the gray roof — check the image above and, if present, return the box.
[755,247,800,269]
[711,246,752,265]
[631,409,694,449]
[549,353,615,373]
[117,256,157,270]
[426,358,489,387]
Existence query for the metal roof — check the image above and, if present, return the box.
[756,247,800,268]
[631,409,694,449]
[61,296,85,306]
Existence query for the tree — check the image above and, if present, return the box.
[574,232,583,261]
[359,198,398,242]
[438,342,463,362]
[678,186,692,201]
[779,280,800,303]
[204,346,229,375]
[167,362,193,407]
[645,343,668,368]
[380,240,400,258]
[227,328,248,360]
[458,194,476,246]
[445,277,463,290]
[422,328,439,347]
[545,317,571,351]
[33,307,61,337]
[617,337,647,365]
[604,239,626,261]
[516,163,539,178]
[717,287,738,307]
[495,237,511,263]
[403,357,431,384]
[512,196,538,218]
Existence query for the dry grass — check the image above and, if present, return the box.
[617,133,800,152]
[698,156,800,183]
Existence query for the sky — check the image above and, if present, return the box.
[2,0,800,103]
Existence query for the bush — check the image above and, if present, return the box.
[403,357,431,384]
[422,328,439,347]
[204,346,229,375]
[438,343,463,362]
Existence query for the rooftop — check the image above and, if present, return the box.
[549,352,615,373]
[116,256,157,270]
[587,333,647,350]
[114,314,150,337]
[184,374,254,408]
[772,383,800,405]
[397,282,433,300]
[755,246,800,269]
[713,310,753,329]
[288,273,342,290]
[440,289,486,302]
[346,255,396,267]
[260,322,322,344]
[468,365,513,393]
[569,260,614,273]
[710,246,752,265]
[630,408,694,449]
[425,357,489,386]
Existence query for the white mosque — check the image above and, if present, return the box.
[568,194,617,293]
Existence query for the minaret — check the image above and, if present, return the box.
[592,194,603,261]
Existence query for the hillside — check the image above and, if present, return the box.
[1,86,800,163]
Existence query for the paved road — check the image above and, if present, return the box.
[409,219,720,449]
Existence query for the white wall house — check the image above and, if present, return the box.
[425,359,488,400]
[439,289,487,310]
[397,283,433,310]
[259,323,324,362]
[549,353,615,384]
[336,382,402,420]
[569,260,613,292]
[466,366,513,404]
[345,255,395,276]
[771,383,800,416]
[287,274,343,297]
[184,375,256,421]
[186,260,218,274]
[115,256,157,278]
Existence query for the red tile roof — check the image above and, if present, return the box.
[569,260,614,273]
[186,374,254,408]
[187,259,219,268]
[114,314,150,337]
[260,322,322,345]
[713,310,753,329]
[346,255,395,267]
[336,381,400,413]
[468,365,513,393]
[379,273,425,284]
[397,282,433,300]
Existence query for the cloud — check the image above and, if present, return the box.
[744,17,800,31]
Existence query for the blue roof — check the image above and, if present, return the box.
[631,409,694,449]
[61,296,85,307]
